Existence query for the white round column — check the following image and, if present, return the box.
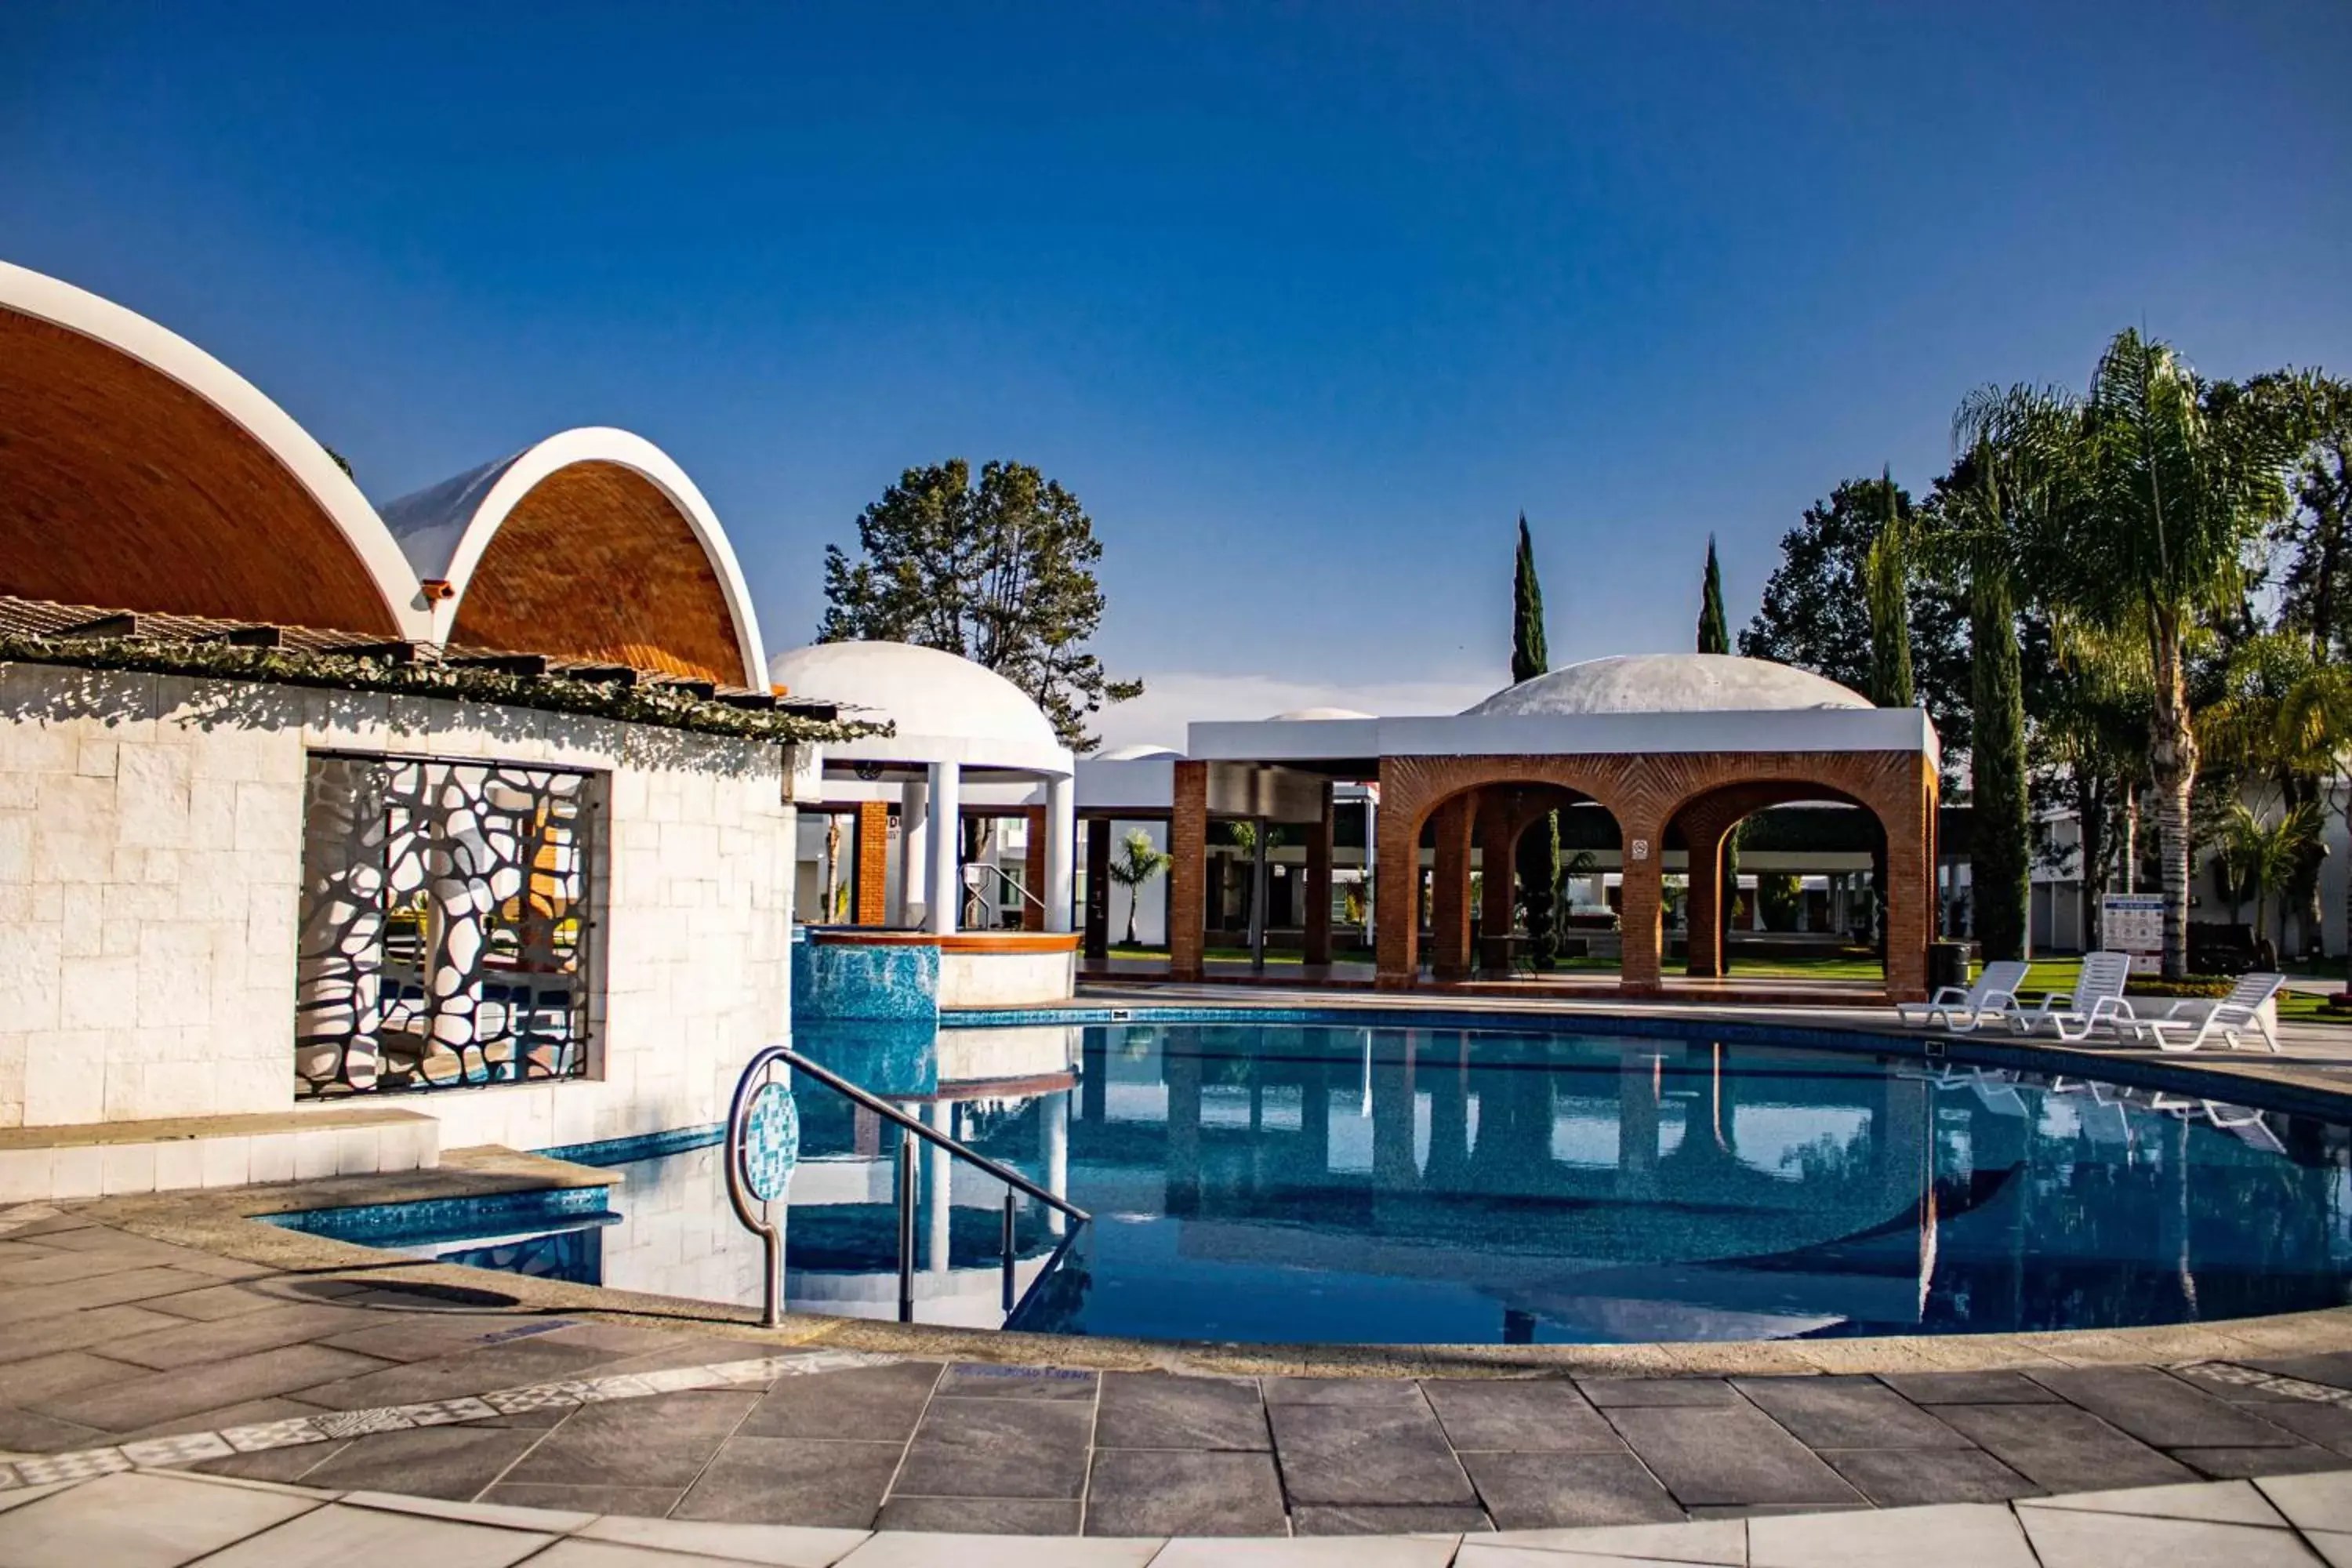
[926,761,961,936]
[1044,775,1076,934]
[898,778,930,928]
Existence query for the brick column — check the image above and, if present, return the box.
[852,800,890,926]
[1882,765,1933,1002]
[1430,794,1475,982]
[1681,818,1728,978]
[1477,800,1518,978]
[1022,805,1048,931]
[1303,781,1334,966]
[1617,815,1664,996]
[1374,761,1421,989]
[1169,761,1210,981]
[1083,816,1112,959]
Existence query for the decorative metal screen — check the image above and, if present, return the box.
[297,753,601,1098]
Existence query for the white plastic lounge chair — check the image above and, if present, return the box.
[2010,952,2137,1041]
[2134,972,2285,1054]
[1896,960,2029,1033]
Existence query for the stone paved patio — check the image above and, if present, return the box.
[12,1205,2352,1541]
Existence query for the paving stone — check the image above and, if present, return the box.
[675,1436,903,1527]
[502,1390,759,1488]
[739,1361,942,1442]
[479,1482,688,1517]
[2244,1355,2352,1392]
[1154,1541,1457,1566]
[191,1501,554,1568]
[1933,1402,2199,1491]
[1734,1376,1973,1450]
[339,1486,596,1532]
[936,1363,1097,1401]
[1576,1377,1740,1407]
[0,1468,321,1568]
[2308,1531,2352,1568]
[1820,1446,2038,1506]
[0,1249,170,1288]
[574,1515,877,1566]
[1603,1403,1863,1509]
[1874,1371,2062,1405]
[894,1397,1093,1499]
[30,1342,393,1432]
[292,1337,622,1411]
[1422,1379,1624,1452]
[191,1440,353,1483]
[2030,1367,2302,1449]
[2259,1471,2352,1534]
[140,1283,292,1322]
[0,1267,232,1327]
[2018,1507,2322,1568]
[113,1396,325,1444]
[0,1403,107,1453]
[97,1302,381,1371]
[1094,1372,1268,1450]
[0,1351,146,1406]
[1083,1449,1287,1536]
[0,1305,192,1368]
[1290,1504,1494,1535]
[2244,1403,2352,1454]
[1479,1517,1745,1563]
[2016,1477,2285,1525]
[318,1315,567,1363]
[877,1496,1083,1534]
[835,1534,1162,1566]
[295,1424,545,1501]
[1749,1501,2037,1568]
[1261,1377,1429,1406]
[2175,1443,2352,1479]
[1459,1450,1683,1529]
[1266,1400,1477,1507]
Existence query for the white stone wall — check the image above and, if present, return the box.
[0,662,794,1146]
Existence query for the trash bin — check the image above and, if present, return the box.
[1927,941,1969,995]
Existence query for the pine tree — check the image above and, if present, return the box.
[1697,535,1730,655]
[1510,514,1560,966]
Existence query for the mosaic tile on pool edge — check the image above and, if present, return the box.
[310,1408,416,1440]
[391,1397,502,1426]
[222,1418,330,1453]
[120,1432,234,1467]
[13,1448,132,1485]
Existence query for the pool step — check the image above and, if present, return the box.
[0,1105,439,1201]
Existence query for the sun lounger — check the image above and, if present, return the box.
[1896,960,2029,1033]
[2135,972,2286,1054]
[2009,952,2138,1041]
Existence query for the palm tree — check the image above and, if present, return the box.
[1998,333,2308,978]
[2218,801,2321,961]
[2281,666,2352,986]
[1108,828,1172,946]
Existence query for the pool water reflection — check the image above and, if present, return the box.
[426,1022,2352,1345]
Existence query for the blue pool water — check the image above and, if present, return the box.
[290,1020,2352,1345]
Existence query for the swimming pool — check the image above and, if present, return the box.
[278,1017,2352,1345]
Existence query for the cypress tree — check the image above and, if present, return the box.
[1863,470,1915,954]
[1511,514,1560,966]
[1697,535,1730,655]
[1512,514,1548,683]
[1970,564,2031,960]
[1864,470,1915,708]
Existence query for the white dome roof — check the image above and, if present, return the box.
[768,641,1065,769]
[1464,655,1871,717]
[1098,742,1181,760]
[1267,706,1373,721]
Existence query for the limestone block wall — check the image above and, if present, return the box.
[0,662,793,1149]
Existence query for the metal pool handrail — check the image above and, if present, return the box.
[725,1043,1088,1327]
[771,1046,1091,1226]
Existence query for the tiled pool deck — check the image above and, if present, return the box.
[5,990,2352,1563]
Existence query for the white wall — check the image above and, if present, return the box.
[1100,819,1170,946]
[0,662,794,1148]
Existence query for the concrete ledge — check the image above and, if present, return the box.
[0,1105,439,1202]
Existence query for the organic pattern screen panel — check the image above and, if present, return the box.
[297,753,601,1098]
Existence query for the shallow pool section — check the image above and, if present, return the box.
[292,1021,2352,1345]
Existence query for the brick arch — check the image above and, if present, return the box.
[0,284,420,637]
[1374,750,1936,999]
[447,459,750,683]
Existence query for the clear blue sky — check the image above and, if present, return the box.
[6,2,2348,742]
